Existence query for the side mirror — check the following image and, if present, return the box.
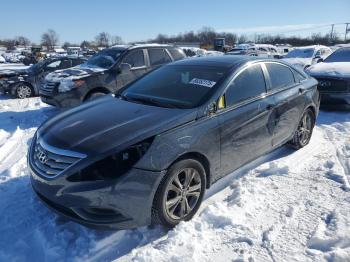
[316,58,323,63]
[119,63,132,73]
[207,102,217,115]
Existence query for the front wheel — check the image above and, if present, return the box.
[15,83,33,99]
[85,92,108,102]
[289,108,315,149]
[152,159,206,228]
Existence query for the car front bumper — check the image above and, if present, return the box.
[320,92,350,110]
[28,141,165,230]
[40,88,84,108]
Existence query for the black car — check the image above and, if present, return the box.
[28,56,319,230]
[0,56,86,98]
[307,47,350,109]
[40,44,186,108]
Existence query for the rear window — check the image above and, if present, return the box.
[265,63,295,90]
[148,48,172,66]
[167,48,186,60]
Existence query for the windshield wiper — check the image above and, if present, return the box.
[122,95,179,108]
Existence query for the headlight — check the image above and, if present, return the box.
[67,137,154,182]
[58,79,85,93]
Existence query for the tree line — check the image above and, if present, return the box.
[0,29,123,51]
[0,27,348,51]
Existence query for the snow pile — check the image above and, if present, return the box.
[0,95,349,262]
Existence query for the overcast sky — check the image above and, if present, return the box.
[0,0,349,44]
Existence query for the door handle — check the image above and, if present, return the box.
[299,88,305,94]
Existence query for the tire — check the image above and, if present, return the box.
[85,92,107,101]
[14,83,33,99]
[152,159,206,228]
[288,108,315,149]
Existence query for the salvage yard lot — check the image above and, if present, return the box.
[0,95,349,261]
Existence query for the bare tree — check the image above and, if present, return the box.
[15,36,31,47]
[80,40,92,49]
[237,34,248,44]
[111,35,123,45]
[41,29,59,51]
[95,32,110,47]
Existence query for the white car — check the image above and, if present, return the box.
[283,45,332,70]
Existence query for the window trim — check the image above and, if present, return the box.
[263,61,299,95]
[216,62,268,112]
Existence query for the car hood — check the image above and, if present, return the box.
[0,68,28,77]
[283,57,311,68]
[307,62,350,78]
[45,64,106,82]
[38,95,197,156]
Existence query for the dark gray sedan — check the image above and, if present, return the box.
[28,56,320,229]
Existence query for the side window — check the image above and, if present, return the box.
[225,64,266,106]
[46,60,61,69]
[265,63,295,90]
[72,59,84,66]
[122,50,145,68]
[167,48,186,61]
[292,69,306,82]
[60,59,72,68]
[148,48,172,66]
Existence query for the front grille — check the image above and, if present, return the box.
[40,81,59,94]
[32,140,86,177]
[316,78,349,93]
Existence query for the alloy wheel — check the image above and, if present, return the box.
[297,112,312,146]
[164,167,202,220]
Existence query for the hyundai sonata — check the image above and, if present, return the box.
[28,56,320,229]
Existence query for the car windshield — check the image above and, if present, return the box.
[285,48,314,58]
[83,48,125,69]
[324,48,350,62]
[29,59,47,72]
[121,65,228,109]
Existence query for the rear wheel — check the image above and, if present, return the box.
[152,159,206,228]
[15,83,33,99]
[289,108,315,149]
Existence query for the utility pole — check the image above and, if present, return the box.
[345,23,350,42]
[330,24,334,42]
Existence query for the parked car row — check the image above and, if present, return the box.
[28,55,320,229]
[0,56,86,98]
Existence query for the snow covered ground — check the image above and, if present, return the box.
[0,95,349,262]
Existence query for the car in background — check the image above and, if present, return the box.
[226,47,258,56]
[307,47,350,109]
[40,44,186,108]
[283,45,332,70]
[28,56,319,229]
[228,44,280,58]
[0,57,86,98]
[0,56,5,63]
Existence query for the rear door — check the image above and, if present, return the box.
[217,63,275,175]
[263,62,305,147]
[118,49,147,89]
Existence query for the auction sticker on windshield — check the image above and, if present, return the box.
[189,78,216,88]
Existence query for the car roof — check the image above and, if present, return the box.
[109,44,175,50]
[170,55,260,68]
